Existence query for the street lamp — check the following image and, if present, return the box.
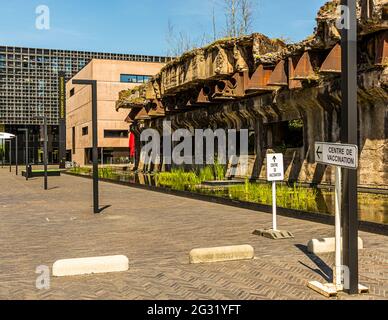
[33,115,48,190]
[72,79,99,214]
[17,128,29,181]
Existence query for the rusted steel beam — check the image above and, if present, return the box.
[292,52,319,81]
[147,100,165,118]
[320,44,342,73]
[126,108,142,122]
[242,65,278,95]
[134,107,151,120]
[375,31,388,66]
[190,85,221,106]
[212,73,245,99]
[195,86,214,104]
[145,81,157,100]
[268,60,288,86]
[288,57,303,89]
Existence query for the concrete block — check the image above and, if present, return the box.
[53,255,129,277]
[307,237,363,254]
[189,245,254,264]
[253,229,294,240]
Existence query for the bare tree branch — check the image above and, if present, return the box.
[239,0,254,35]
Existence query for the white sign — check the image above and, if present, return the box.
[315,142,358,170]
[266,153,284,182]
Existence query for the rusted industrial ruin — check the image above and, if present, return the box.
[116,0,388,189]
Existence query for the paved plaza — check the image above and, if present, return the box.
[0,167,386,300]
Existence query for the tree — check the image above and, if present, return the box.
[165,0,257,58]
[166,20,208,57]
[166,20,194,57]
[239,0,254,35]
[224,0,256,37]
[224,0,239,38]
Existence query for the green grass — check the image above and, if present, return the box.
[199,166,214,182]
[213,161,226,181]
[156,168,200,191]
[155,163,227,191]
[69,166,120,179]
[228,180,318,211]
[69,167,92,175]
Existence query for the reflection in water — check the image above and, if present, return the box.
[74,170,388,225]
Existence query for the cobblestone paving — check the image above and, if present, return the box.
[0,168,386,300]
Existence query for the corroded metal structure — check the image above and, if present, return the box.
[116,0,388,188]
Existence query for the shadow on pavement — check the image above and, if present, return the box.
[295,244,333,283]
[98,205,112,213]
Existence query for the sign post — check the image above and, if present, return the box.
[308,142,368,297]
[267,153,284,231]
[253,153,294,240]
[334,166,342,287]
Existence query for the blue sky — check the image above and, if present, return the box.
[0,0,327,56]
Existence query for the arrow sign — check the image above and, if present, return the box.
[315,142,358,170]
[267,153,284,182]
[316,146,322,160]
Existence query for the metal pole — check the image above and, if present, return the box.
[15,135,18,176]
[8,140,11,173]
[1,139,4,168]
[272,181,277,231]
[340,0,359,294]
[58,72,67,169]
[43,117,48,190]
[335,166,342,287]
[92,81,99,214]
[26,129,29,181]
[73,79,99,214]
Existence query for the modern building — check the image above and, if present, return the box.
[66,59,165,165]
[0,45,169,164]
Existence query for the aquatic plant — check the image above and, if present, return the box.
[213,161,226,181]
[199,166,214,182]
[69,167,91,175]
[156,168,200,190]
[229,181,318,211]
[98,167,116,179]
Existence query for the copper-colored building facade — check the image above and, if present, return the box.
[66,59,165,165]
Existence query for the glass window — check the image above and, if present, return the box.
[120,74,151,83]
[104,130,128,138]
